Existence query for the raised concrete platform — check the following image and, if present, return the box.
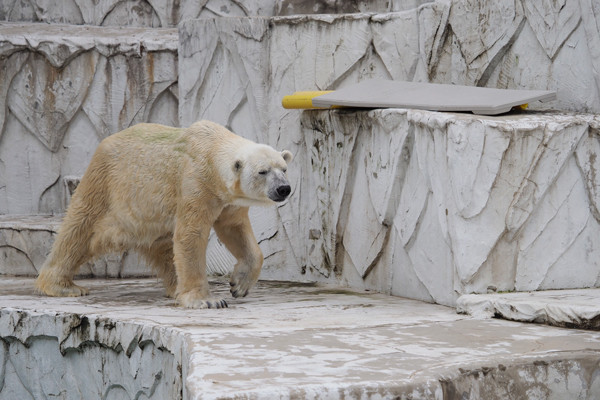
[298,109,600,306]
[2,277,600,399]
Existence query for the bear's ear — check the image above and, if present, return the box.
[234,160,242,172]
[281,150,293,163]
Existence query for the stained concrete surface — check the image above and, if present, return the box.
[1,277,600,399]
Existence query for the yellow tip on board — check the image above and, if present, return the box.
[282,91,334,109]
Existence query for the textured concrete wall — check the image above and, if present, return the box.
[275,0,433,15]
[0,24,178,215]
[2,0,600,300]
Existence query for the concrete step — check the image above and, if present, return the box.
[1,277,600,399]
[0,214,149,278]
[0,213,237,278]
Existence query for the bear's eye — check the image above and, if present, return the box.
[258,170,268,175]
[282,168,287,173]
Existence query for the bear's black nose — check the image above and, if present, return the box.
[277,185,291,198]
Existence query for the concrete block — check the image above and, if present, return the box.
[457,288,600,330]
[301,109,600,306]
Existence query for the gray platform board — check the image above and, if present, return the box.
[312,79,557,115]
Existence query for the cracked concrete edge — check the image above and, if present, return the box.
[0,24,178,83]
[0,307,185,358]
[457,289,600,330]
[0,306,186,399]
[0,214,61,230]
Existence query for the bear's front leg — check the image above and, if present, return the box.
[213,206,263,298]
[173,219,227,309]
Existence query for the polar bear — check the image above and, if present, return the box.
[36,120,293,309]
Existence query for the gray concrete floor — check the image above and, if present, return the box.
[2,277,600,399]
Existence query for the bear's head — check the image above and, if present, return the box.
[232,144,293,207]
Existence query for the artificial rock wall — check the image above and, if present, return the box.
[2,0,598,215]
[0,0,277,26]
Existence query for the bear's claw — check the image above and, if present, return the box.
[229,281,247,298]
[62,284,90,297]
[229,276,252,298]
[180,298,228,309]
[207,299,228,309]
[230,287,248,298]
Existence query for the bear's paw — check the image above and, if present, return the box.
[38,282,90,297]
[177,291,228,309]
[229,278,252,298]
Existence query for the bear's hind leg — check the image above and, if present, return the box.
[139,239,178,298]
[213,206,263,299]
[36,215,93,297]
[36,148,115,297]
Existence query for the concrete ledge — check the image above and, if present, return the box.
[457,289,600,330]
[0,0,435,27]
[2,277,600,399]
[0,214,150,277]
[0,0,279,26]
[0,214,249,277]
[0,22,178,60]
